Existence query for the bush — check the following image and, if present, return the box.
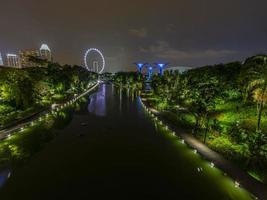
[209,135,250,161]
[0,105,15,115]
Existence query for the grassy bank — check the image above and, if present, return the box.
[0,63,97,128]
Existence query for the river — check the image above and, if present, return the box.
[0,83,253,199]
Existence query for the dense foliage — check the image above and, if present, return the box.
[149,55,267,183]
[112,72,143,90]
[112,55,267,183]
[0,63,97,126]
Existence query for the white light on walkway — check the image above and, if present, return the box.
[235,181,240,188]
[197,167,203,172]
[210,162,215,168]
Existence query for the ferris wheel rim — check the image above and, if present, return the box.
[84,48,105,74]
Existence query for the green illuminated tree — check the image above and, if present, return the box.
[243,55,267,131]
[186,75,220,143]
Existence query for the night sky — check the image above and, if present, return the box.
[0,0,267,72]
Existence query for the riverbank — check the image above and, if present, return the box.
[0,81,99,141]
[0,82,100,178]
[0,83,256,200]
[0,64,97,128]
[140,95,267,200]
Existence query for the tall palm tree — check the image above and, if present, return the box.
[245,56,267,131]
[251,83,267,131]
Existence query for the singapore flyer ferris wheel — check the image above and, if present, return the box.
[84,48,105,74]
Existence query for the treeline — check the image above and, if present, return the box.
[150,55,267,182]
[112,72,143,90]
[112,55,267,182]
[0,63,97,126]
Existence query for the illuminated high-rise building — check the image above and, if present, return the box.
[19,49,40,67]
[7,54,21,68]
[40,44,52,61]
[0,52,3,66]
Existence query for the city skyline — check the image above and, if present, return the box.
[1,44,52,68]
[0,0,267,72]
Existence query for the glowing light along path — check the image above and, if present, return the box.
[84,48,105,74]
[138,97,257,200]
[0,82,100,141]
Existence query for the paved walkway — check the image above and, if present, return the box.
[178,132,267,200]
[144,101,267,200]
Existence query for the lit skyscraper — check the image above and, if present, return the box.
[19,49,40,67]
[0,52,3,66]
[40,44,52,61]
[7,54,21,68]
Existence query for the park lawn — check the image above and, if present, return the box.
[147,95,267,183]
[215,100,267,132]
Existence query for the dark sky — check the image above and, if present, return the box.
[1,0,267,72]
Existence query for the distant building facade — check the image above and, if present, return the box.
[7,54,21,68]
[0,52,3,66]
[40,44,52,61]
[19,49,40,67]
[164,66,193,74]
[3,43,52,68]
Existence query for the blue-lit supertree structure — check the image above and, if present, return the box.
[155,63,169,76]
[147,65,154,80]
[134,63,147,73]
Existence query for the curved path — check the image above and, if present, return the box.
[142,100,267,200]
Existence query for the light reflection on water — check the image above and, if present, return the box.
[119,88,122,113]
[88,84,107,117]
[0,169,11,189]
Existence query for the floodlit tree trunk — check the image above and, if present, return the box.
[256,101,264,132]
[204,127,208,144]
[243,86,249,104]
[194,114,200,134]
[203,117,210,144]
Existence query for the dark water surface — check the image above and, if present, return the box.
[0,84,252,200]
